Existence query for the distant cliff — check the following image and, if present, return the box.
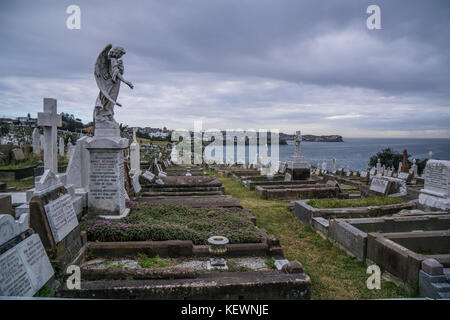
[279,133,343,143]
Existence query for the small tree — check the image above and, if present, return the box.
[369,148,410,170]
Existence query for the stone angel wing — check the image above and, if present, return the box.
[94,44,122,107]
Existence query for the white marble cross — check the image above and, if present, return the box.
[37,98,62,173]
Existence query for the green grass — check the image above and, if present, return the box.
[0,156,41,170]
[307,197,405,209]
[210,171,410,300]
[137,253,174,268]
[2,177,35,190]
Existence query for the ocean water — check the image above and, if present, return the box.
[206,138,450,171]
[279,138,450,171]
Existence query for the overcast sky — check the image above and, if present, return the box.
[1,0,449,137]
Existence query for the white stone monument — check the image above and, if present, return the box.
[129,127,141,176]
[331,158,336,173]
[418,160,450,210]
[37,98,62,173]
[411,159,418,177]
[32,128,40,154]
[376,158,382,174]
[58,136,65,156]
[287,130,310,180]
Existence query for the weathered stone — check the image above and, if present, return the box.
[421,258,444,276]
[11,148,25,161]
[281,261,304,274]
[37,98,62,173]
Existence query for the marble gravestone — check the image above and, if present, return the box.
[129,128,141,176]
[32,128,40,154]
[0,213,54,297]
[419,160,450,210]
[86,44,134,216]
[37,98,62,173]
[29,170,83,269]
[369,177,392,195]
[87,138,128,216]
[58,136,65,156]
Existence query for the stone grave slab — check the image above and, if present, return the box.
[419,160,450,210]
[0,233,54,297]
[369,177,391,196]
[29,172,82,270]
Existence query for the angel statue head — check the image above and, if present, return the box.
[108,46,126,58]
[94,44,134,132]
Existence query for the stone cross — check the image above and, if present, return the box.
[37,98,62,173]
[32,128,40,154]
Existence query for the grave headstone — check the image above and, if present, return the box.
[129,128,141,176]
[29,170,82,268]
[411,159,418,177]
[321,160,327,172]
[369,177,391,195]
[38,98,62,173]
[32,128,40,154]
[86,137,128,216]
[331,158,336,174]
[142,171,155,183]
[58,136,65,156]
[284,172,292,182]
[418,160,450,210]
[0,232,54,297]
[398,171,412,183]
[286,130,310,180]
[11,148,25,162]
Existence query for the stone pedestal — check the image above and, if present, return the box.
[287,155,310,180]
[86,136,129,216]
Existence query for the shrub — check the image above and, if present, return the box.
[85,204,263,245]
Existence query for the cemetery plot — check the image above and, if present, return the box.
[139,175,225,197]
[367,230,450,290]
[329,214,450,261]
[83,204,263,245]
[244,179,316,191]
[136,195,243,209]
[294,197,414,227]
[255,183,339,200]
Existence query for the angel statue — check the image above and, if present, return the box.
[94,44,134,129]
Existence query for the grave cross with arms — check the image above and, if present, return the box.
[37,98,62,173]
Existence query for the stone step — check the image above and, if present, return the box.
[432,282,450,292]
